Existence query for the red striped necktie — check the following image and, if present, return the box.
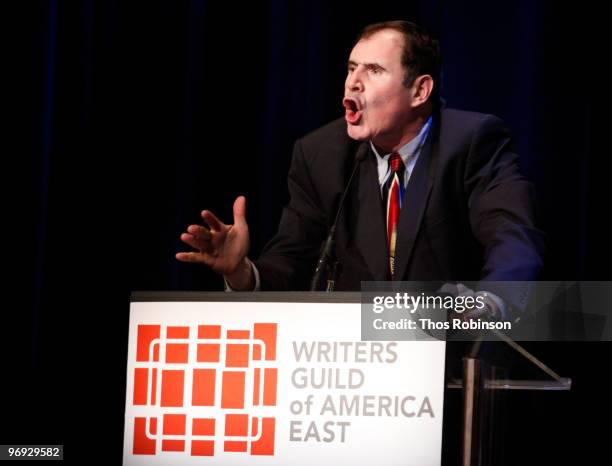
[384,152,405,278]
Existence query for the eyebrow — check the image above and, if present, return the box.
[347,60,386,71]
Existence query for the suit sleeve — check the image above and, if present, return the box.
[464,115,545,310]
[254,138,328,290]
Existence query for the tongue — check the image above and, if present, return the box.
[343,99,362,124]
[345,108,362,124]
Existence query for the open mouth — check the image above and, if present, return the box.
[343,97,363,124]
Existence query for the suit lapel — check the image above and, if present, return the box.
[353,142,389,281]
[393,118,438,280]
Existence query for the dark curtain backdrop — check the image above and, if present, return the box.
[5,0,611,464]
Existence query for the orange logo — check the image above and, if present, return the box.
[131,323,277,456]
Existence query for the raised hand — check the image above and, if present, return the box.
[176,196,254,289]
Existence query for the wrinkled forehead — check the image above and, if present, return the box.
[349,29,405,68]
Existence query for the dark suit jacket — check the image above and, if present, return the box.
[254,107,545,309]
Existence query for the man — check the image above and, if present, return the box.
[176,21,544,315]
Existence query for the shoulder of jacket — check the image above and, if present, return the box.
[440,107,503,129]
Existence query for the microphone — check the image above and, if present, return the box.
[310,143,369,291]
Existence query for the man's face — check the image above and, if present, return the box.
[343,29,416,147]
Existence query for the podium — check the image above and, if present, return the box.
[123,292,570,466]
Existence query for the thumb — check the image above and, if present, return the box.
[233,195,248,227]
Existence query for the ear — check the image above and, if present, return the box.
[410,75,434,108]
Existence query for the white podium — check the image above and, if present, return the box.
[123,292,446,466]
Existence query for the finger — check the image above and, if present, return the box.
[233,196,247,227]
[201,209,224,232]
[187,224,212,240]
[175,251,216,266]
[180,233,214,253]
[456,283,469,294]
[462,306,490,322]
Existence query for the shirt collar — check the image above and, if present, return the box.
[369,115,433,165]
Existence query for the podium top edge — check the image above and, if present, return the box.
[130,291,362,303]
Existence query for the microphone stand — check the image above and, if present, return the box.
[310,145,368,291]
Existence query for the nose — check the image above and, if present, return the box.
[346,67,364,93]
